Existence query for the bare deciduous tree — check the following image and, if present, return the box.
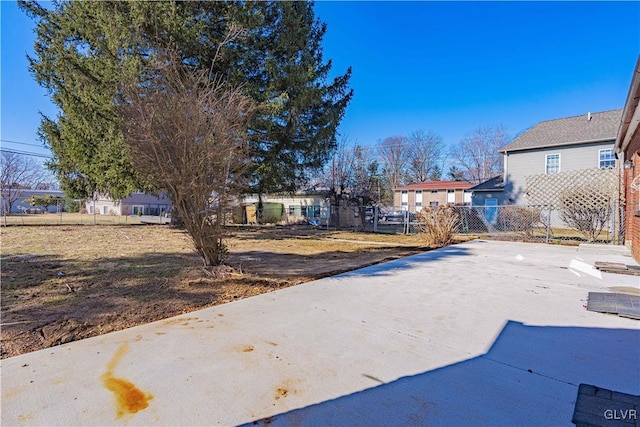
[350,144,380,229]
[378,135,410,204]
[322,138,379,228]
[0,152,49,214]
[119,48,255,267]
[449,125,509,184]
[407,129,443,183]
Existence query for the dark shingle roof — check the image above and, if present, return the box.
[468,175,504,192]
[501,109,622,153]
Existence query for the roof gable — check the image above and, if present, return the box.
[501,109,622,153]
[468,175,504,192]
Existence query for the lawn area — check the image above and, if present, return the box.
[1,224,446,358]
[1,212,144,226]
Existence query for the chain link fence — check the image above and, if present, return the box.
[453,203,624,244]
[1,212,146,226]
[362,202,624,245]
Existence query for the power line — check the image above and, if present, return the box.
[0,139,50,149]
[0,148,52,159]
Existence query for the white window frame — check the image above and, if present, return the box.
[446,189,455,204]
[545,153,560,174]
[598,148,616,169]
[415,190,423,211]
[401,190,408,211]
[463,191,472,204]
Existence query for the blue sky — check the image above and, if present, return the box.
[1,1,639,163]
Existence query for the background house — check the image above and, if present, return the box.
[1,189,65,213]
[469,175,506,207]
[86,192,171,216]
[240,192,329,224]
[393,181,473,213]
[238,192,365,228]
[616,56,640,262]
[498,109,622,206]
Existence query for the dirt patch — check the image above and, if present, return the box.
[0,225,439,358]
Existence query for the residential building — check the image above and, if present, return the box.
[497,109,622,206]
[393,181,473,213]
[616,56,640,262]
[468,175,506,207]
[1,189,64,213]
[240,192,329,224]
[85,192,171,216]
[239,192,364,228]
[471,110,622,206]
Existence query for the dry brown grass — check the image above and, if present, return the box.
[1,224,433,358]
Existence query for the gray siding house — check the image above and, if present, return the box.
[474,109,621,206]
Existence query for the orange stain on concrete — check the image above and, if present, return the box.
[101,343,153,419]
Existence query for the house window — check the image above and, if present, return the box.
[463,191,472,204]
[415,190,423,211]
[289,205,301,216]
[401,190,408,210]
[545,154,560,174]
[430,190,438,194]
[599,149,615,169]
[429,201,439,207]
[447,189,455,204]
[132,205,144,215]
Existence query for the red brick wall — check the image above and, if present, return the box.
[624,137,640,263]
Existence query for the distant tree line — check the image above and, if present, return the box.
[315,124,510,208]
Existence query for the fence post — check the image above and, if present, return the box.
[610,199,616,245]
[373,206,378,233]
[545,204,552,243]
[404,210,409,235]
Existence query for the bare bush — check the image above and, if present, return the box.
[119,47,254,266]
[415,206,459,247]
[559,186,611,241]
[497,206,543,238]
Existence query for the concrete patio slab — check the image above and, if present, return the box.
[2,240,639,426]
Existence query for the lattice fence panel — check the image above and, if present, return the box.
[526,167,620,208]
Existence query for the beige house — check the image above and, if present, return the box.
[393,181,473,213]
[239,192,366,228]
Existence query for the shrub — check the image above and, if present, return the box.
[559,186,611,241]
[497,206,542,238]
[415,206,459,247]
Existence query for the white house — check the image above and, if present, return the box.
[85,192,171,216]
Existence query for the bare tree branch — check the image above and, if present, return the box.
[119,46,255,266]
[407,129,444,183]
[378,135,410,204]
[0,152,49,214]
[449,125,509,184]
